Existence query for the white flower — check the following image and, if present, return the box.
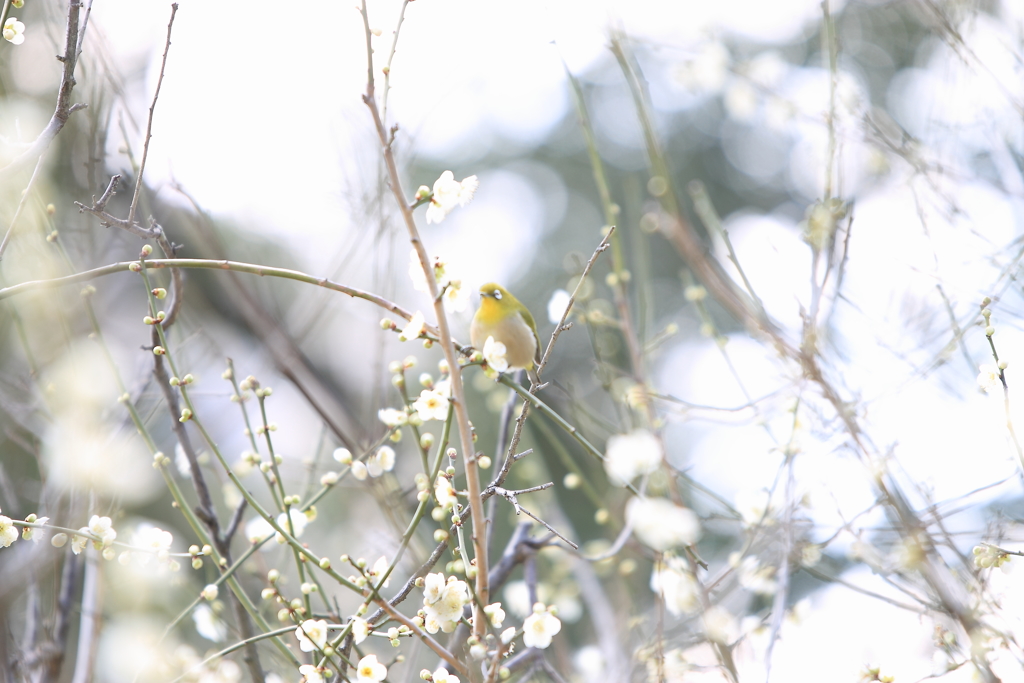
[482,336,509,373]
[88,515,116,547]
[547,289,571,324]
[22,516,48,543]
[435,476,458,509]
[350,461,369,480]
[409,250,468,311]
[978,364,1002,393]
[276,509,308,542]
[378,408,408,427]
[399,311,426,341]
[650,554,699,616]
[134,525,173,561]
[245,517,274,543]
[413,387,450,422]
[737,555,777,596]
[484,602,505,628]
[299,665,324,683]
[973,544,1011,569]
[604,429,662,485]
[500,626,516,644]
[368,555,390,587]
[193,603,227,642]
[703,606,737,644]
[351,616,370,644]
[735,488,775,528]
[422,572,469,634]
[0,516,17,548]
[333,447,353,465]
[367,446,396,477]
[522,604,561,649]
[442,280,469,312]
[409,250,454,294]
[627,497,700,551]
[71,531,89,554]
[3,18,25,46]
[425,171,479,224]
[355,654,387,682]
[432,668,460,683]
[295,619,329,652]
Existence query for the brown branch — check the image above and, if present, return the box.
[359,0,490,639]
[0,0,86,182]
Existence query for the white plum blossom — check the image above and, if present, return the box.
[413,387,450,422]
[442,280,470,312]
[422,572,469,633]
[425,171,479,224]
[399,311,426,341]
[245,517,274,543]
[547,289,571,324]
[276,509,309,542]
[978,364,1002,393]
[367,446,396,477]
[134,525,173,562]
[650,553,699,616]
[350,461,369,481]
[71,532,89,554]
[409,250,469,311]
[482,336,509,373]
[735,488,775,528]
[88,515,117,547]
[627,497,700,551]
[295,619,329,652]
[737,555,778,596]
[333,447,353,465]
[973,544,1010,569]
[432,668,460,683]
[522,603,561,649]
[351,617,370,644]
[0,515,17,548]
[377,408,408,427]
[435,476,458,509]
[355,654,387,682]
[22,516,48,543]
[368,555,391,587]
[299,665,324,683]
[3,18,25,45]
[604,429,662,485]
[703,606,737,644]
[484,602,506,628]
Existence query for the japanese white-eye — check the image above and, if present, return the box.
[470,283,541,382]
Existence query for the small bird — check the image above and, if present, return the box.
[470,283,542,383]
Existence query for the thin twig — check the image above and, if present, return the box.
[0,154,46,260]
[491,484,578,549]
[128,3,178,226]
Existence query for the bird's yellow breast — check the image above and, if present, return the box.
[471,307,538,370]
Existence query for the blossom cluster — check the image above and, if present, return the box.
[421,572,470,634]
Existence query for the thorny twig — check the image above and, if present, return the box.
[490,484,578,549]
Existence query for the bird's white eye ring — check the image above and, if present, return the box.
[493,290,502,300]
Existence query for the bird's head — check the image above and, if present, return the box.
[479,283,510,302]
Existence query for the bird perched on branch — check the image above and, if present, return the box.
[471,283,541,384]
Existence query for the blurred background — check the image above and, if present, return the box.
[3,0,1024,681]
